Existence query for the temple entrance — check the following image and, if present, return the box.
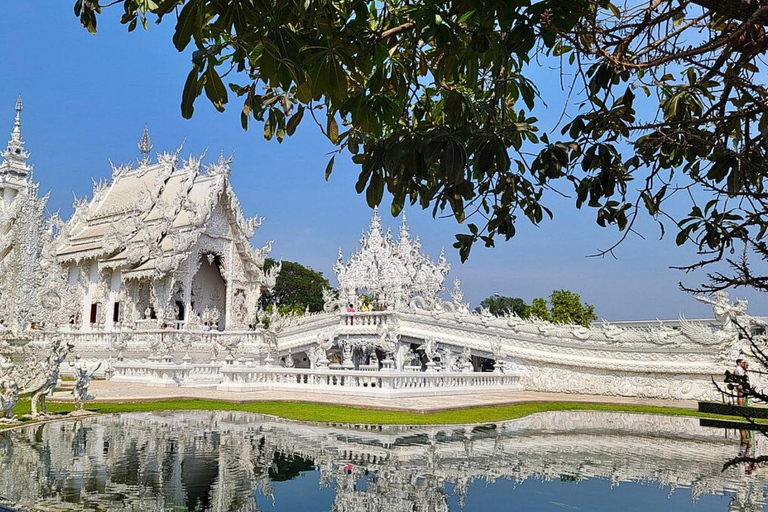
[191,253,227,330]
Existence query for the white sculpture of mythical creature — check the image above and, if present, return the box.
[377,315,400,358]
[23,338,73,417]
[696,291,749,332]
[600,321,624,341]
[409,295,434,312]
[284,348,295,368]
[310,331,334,367]
[490,336,506,361]
[212,335,242,360]
[322,288,341,313]
[418,338,436,362]
[0,378,19,422]
[70,359,101,411]
[149,331,180,357]
[571,325,592,340]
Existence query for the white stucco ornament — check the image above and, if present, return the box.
[69,355,101,411]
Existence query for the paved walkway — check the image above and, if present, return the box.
[50,380,698,413]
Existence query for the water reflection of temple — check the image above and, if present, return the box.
[0,411,766,511]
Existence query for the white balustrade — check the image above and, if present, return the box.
[43,329,264,353]
[112,360,223,387]
[217,366,523,396]
[339,312,392,327]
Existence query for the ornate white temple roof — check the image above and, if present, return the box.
[334,208,450,309]
[55,131,269,282]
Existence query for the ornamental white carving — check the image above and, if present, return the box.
[332,209,450,311]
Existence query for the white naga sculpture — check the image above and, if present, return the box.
[69,357,101,411]
[25,338,73,417]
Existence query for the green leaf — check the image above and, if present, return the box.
[286,105,304,136]
[173,0,200,51]
[328,55,348,102]
[391,194,405,217]
[325,155,335,180]
[181,67,200,119]
[296,82,312,103]
[204,65,228,112]
[327,114,339,144]
[366,172,384,207]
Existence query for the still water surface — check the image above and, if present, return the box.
[0,410,763,511]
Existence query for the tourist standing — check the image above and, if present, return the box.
[347,303,355,325]
[734,358,749,406]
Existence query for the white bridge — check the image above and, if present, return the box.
[44,297,742,401]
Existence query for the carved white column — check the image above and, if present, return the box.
[107,269,121,331]
[80,261,97,332]
[224,239,235,330]
[182,258,194,329]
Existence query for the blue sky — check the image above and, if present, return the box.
[0,2,763,320]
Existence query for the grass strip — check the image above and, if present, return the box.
[0,398,755,430]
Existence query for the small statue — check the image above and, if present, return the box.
[0,379,19,422]
[419,338,436,362]
[697,291,749,332]
[71,359,101,411]
[26,338,73,417]
[285,348,295,368]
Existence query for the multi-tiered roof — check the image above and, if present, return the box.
[55,130,272,283]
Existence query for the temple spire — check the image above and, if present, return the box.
[12,96,22,141]
[138,125,153,166]
[0,95,32,179]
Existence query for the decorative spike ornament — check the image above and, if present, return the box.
[137,125,153,167]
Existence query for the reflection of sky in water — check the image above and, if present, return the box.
[257,474,733,512]
[0,410,764,511]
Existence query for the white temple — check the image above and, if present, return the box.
[54,127,277,332]
[0,98,757,402]
[0,99,276,335]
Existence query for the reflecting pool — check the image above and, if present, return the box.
[0,410,764,511]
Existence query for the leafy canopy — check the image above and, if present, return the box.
[75,0,768,290]
[528,290,597,327]
[477,290,596,326]
[477,295,530,318]
[260,258,331,313]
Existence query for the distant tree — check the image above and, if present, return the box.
[528,298,551,323]
[528,290,596,327]
[477,295,529,318]
[260,259,331,313]
[549,289,597,326]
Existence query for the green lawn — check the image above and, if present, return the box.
[0,397,748,430]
